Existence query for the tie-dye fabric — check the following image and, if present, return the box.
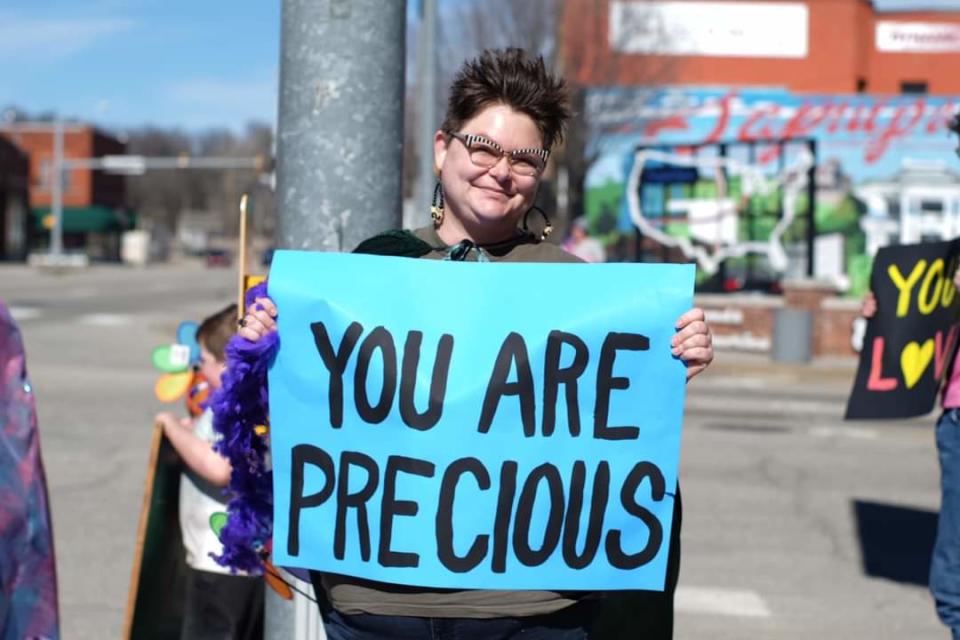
[0,300,59,640]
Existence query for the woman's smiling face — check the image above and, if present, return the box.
[434,103,544,241]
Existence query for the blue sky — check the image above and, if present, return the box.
[874,0,960,10]
[2,1,959,134]
[0,0,283,133]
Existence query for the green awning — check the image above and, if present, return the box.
[32,206,133,233]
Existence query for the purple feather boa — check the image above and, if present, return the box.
[210,281,275,573]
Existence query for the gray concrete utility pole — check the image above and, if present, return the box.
[276,0,406,253]
[269,1,407,637]
[50,119,64,259]
[415,0,439,228]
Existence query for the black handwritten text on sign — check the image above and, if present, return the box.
[291,326,659,571]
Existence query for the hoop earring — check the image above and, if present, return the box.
[431,182,445,226]
[522,205,552,241]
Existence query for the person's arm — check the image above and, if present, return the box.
[155,412,231,487]
[672,308,713,382]
[860,291,877,319]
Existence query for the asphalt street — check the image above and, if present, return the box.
[1,261,947,639]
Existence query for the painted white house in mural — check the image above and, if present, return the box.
[857,160,960,256]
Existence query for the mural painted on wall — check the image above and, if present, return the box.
[585,88,960,294]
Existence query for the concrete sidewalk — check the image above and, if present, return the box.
[687,349,937,427]
[705,349,858,385]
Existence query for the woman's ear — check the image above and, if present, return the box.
[433,130,448,177]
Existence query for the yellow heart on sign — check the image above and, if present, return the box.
[901,339,935,389]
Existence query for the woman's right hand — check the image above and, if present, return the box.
[239,296,278,342]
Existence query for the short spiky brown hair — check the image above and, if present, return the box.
[441,48,571,150]
[196,303,238,362]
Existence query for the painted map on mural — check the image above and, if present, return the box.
[585,88,960,294]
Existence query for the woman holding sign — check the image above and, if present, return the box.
[240,49,713,639]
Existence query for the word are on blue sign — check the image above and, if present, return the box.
[268,250,694,591]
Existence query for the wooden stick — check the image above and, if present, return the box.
[237,194,249,319]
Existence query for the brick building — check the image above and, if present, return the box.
[563,0,960,94]
[0,136,29,260]
[0,123,130,259]
[561,0,960,357]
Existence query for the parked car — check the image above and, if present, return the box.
[205,249,232,268]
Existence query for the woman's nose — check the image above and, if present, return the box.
[488,155,511,180]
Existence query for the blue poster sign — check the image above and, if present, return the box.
[268,250,694,590]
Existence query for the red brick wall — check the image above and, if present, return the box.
[0,137,28,186]
[697,294,780,353]
[819,299,860,357]
[563,0,960,95]
[866,11,960,94]
[91,131,126,208]
[0,125,92,207]
[0,125,126,209]
[697,292,862,358]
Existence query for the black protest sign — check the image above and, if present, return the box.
[846,240,960,420]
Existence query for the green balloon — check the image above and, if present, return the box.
[151,344,191,373]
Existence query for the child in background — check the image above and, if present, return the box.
[154,304,264,640]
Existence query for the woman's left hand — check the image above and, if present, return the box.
[672,307,713,382]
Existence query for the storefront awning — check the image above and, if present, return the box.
[31,206,133,233]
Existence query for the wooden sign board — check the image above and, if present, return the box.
[123,425,188,639]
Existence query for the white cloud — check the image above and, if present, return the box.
[0,14,136,61]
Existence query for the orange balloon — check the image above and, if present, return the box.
[154,372,193,402]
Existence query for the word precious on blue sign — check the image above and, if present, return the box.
[268,250,694,591]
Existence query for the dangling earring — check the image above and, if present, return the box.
[522,205,552,241]
[431,182,445,226]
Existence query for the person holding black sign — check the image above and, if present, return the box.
[240,49,713,640]
[861,107,960,640]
